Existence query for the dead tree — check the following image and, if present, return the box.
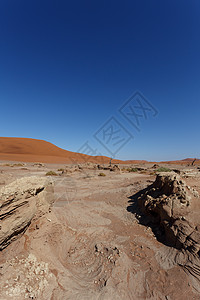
[192,158,196,166]
[109,158,113,167]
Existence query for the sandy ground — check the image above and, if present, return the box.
[0,162,200,299]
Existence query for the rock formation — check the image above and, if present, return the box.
[138,172,200,256]
[0,176,54,250]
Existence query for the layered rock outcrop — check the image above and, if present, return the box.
[0,176,54,250]
[138,172,200,256]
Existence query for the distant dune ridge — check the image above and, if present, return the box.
[0,137,199,164]
[0,137,119,164]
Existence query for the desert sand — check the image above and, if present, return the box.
[0,138,200,299]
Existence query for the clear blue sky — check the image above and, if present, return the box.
[0,0,199,161]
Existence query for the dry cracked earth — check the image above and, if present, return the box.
[0,162,200,299]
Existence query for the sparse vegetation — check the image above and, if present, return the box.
[3,163,13,167]
[127,168,138,172]
[98,172,106,177]
[156,167,172,172]
[45,171,58,176]
[13,163,24,167]
[121,167,138,172]
[57,168,64,172]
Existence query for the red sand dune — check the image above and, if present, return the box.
[0,137,199,165]
[0,137,122,164]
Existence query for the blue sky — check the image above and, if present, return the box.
[0,0,199,161]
